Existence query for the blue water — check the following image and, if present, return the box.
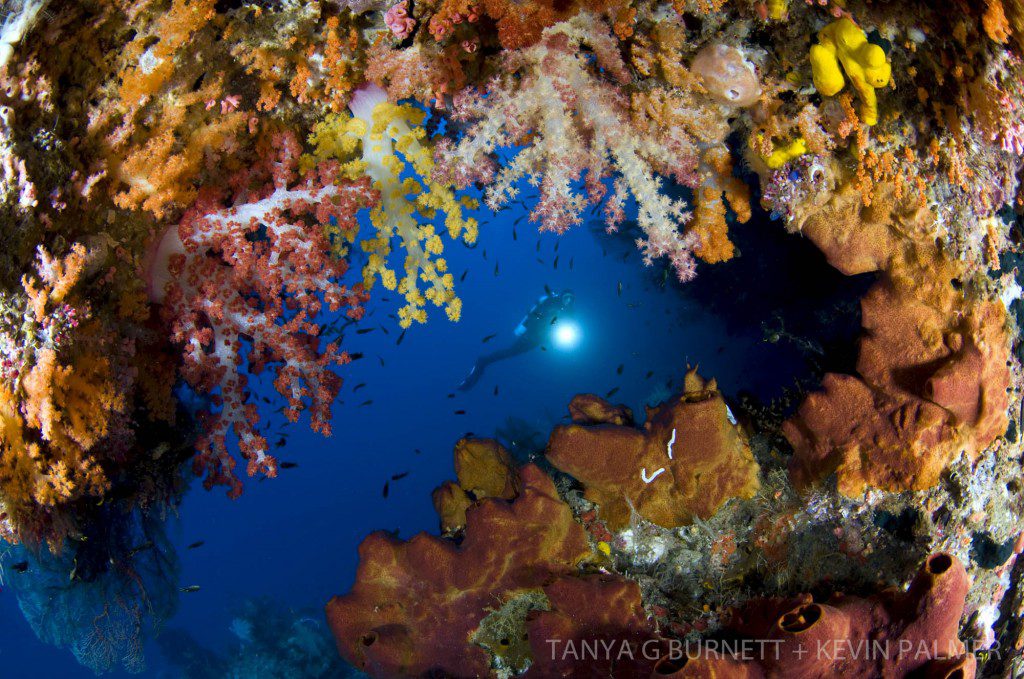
[0,178,870,677]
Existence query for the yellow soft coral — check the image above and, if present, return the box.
[305,85,478,328]
[810,18,891,125]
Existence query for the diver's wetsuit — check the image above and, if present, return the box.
[457,290,575,391]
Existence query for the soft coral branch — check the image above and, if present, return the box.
[147,132,377,498]
[433,14,703,281]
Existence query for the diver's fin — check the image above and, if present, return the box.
[457,362,485,391]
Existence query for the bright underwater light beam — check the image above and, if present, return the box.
[552,320,581,350]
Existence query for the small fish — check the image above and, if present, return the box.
[483,248,487,260]
[274,437,286,448]
[356,328,375,335]
[353,383,367,392]
[129,541,154,556]
[379,356,385,367]
[382,482,390,498]
[454,409,467,415]
[447,393,456,399]
[645,370,654,379]
[544,284,553,296]
[493,385,499,396]
[391,472,409,481]
[553,255,559,269]
[11,561,28,573]
[378,325,390,336]
[606,387,620,398]
[616,364,624,375]
[617,281,623,296]
[187,541,205,550]
[414,448,423,455]
[550,316,558,325]
[569,257,574,270]
[513,225,518,240]
[494,262,500,276]
[180,585,201,593]
[536,240,542,252]
[360,399,374,407]
[397,329,406,346]
[554,241,560,253]
[482,333,497,343]
[280,461,298,469]
[350,352,364,361]
[461,270,468,282]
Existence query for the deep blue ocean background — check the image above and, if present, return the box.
[0,174,872,677]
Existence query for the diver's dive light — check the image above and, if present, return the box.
[552,320,581,350]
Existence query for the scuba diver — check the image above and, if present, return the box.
[457,288,576,391]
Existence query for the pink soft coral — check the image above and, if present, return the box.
[384,1,417,39]
[146,132,377,497]
[432,14,702,281]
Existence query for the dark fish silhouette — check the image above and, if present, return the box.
[181,585,201,593]
[454,409,467,415]
[382,482,389,498]
[461,270,468,282]
[391,472,409,481]
[397,330,406,345]
[353,383,367,392]
[617,364,624,375]
[606,387,620,398]
[482,333,497,343]
[280,461,298,469]
[11,561,28,573]
[187,541,205,550]
[359,400,373,407]
[129,541,155,556]
[356,328,374,335]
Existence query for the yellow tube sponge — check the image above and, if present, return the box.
[765,137,808,169]
[810,18,891,126]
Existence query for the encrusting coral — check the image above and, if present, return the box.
[547,368,760,530]
[1,0,1024,673]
